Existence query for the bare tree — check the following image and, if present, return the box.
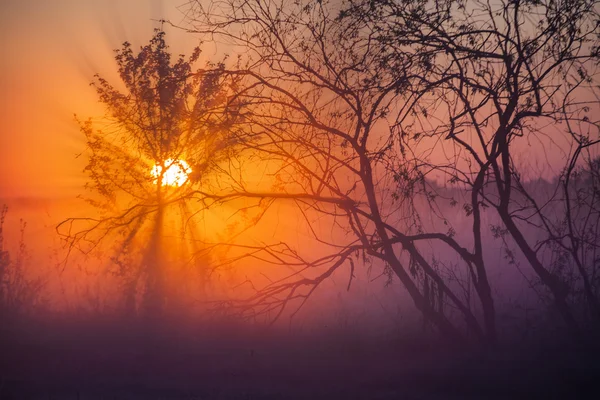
[340,0,600,336]
[555,155,600,325]
[175,0,516,344]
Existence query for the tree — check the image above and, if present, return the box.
[179,0,510,344]
[175,0,600,344]
[58,29,245,315]
[339,0,600,336]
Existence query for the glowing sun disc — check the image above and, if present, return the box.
[151,159,192,187]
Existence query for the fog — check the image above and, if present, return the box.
[2,177,595,399]
[2,0,600,398]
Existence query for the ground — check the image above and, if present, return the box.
[1,315,599,399]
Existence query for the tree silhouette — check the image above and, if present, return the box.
[180,0,497,344]
[59,29,244,315]
[177,0,600,343]
[340,0,600,337]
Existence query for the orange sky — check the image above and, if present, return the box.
[1,0,596,200]
[0,0,201,199]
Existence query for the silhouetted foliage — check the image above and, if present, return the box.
[0,205,45,318]
[59,29,245,315]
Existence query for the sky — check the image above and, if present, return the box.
[1,0,594,199]
[0,0,200,199]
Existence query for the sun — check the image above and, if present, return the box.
[151,159,192,187]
